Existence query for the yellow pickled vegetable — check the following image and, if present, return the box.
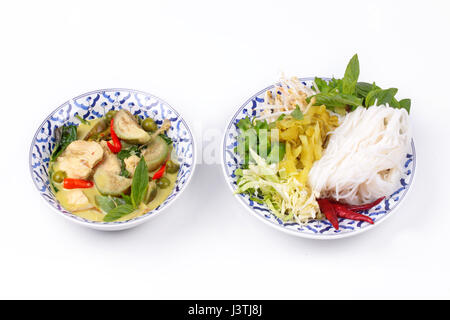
[275,104,338,186]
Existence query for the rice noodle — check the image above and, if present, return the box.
[308,105,411,205]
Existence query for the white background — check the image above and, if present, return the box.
[1,0,449,299]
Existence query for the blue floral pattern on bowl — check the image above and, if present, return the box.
[30,88,195,229]
[222,78,415,239]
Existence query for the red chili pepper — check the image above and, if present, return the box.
[63,178,94,189]
[344,197,385,211]
[334,204,374,224]
[152,161,167,180]
[317,199,339,230]
[107,119,122,153]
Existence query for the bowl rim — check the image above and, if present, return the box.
[29,88,197,229]
[221,78,416,239]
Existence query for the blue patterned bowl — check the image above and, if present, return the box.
[30,89,196,231]
[222,78,416,239]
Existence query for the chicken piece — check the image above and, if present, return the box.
[56,141,104,179]
[124,155,140,176]
[62,189,95,212]
[96,141,121,174]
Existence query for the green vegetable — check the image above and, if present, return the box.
[49,169,59,192]
[235,116,278,168]
[159,134,173,145]
[117,145,141,160]
[51,125,78,161]
[96,195,131,222]
[156,177,170,189]
[113,110,151,144]
[312,93,362,109]
[105,110,117,122]
[84,119,108,141]
[121,193,132,205]
[142,118,158,132]
[144,181,158,203]
[236,117,252,131]
[134,115,142,125]
[310,54,411,113]
[52,170,66,183]
[365,88,398,107]
[166,160,180,174]
[342,54,360,95]
[355,82,379,98]
[95,195,119,213]
[235,149,289,221]
[103,204,135,222]
[98,157,151,222]
[266,142,286,164]
[117,146,141,178]
[291,105,304,120]
[75,114,89,125]
[131,157,149,208]
[399,99,411,113]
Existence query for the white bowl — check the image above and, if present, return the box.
[30,88,196,231]
[221,78,416,239]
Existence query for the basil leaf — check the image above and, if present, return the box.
[342,54,360,95]
[117,146,140,178]
[314,77,330,93]
[117,149,131,160]
[119,166,131,178]
[117,145,141,160]
[328,78,343,92]
[131,157,149,208]
[51,125,78,161]
[291,105,304,120]
[95,195,117,213]
[103,204,134,222]
[314,93,362,109]
[121,193,132,205]
[377,88,398,106]
[159,134,173,145]
[356,82,379,98]
[399,99,411,113]
[366,88,398,107]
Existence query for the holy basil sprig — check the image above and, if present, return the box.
[51,125,78,161]
[103,204,135,222]
[101,157,149,222]
[309,54,411,113]
[117,146,141,178]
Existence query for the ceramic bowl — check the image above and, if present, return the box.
[30,88,196,231]
[222,78,416,239]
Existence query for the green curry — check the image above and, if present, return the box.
[49,110,179,222]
